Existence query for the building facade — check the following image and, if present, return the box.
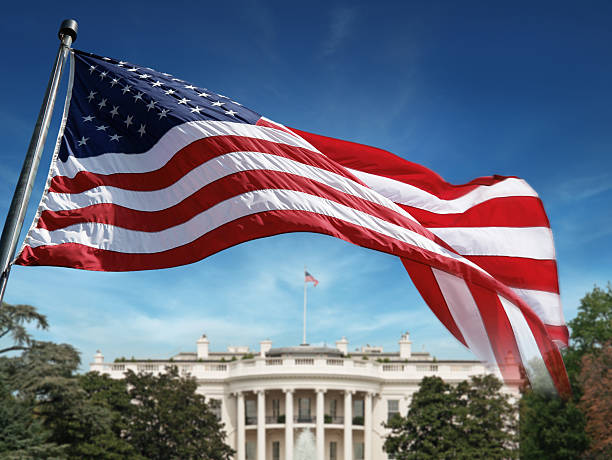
[90,333,520,460]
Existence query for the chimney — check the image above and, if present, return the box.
[399,331,412,359]
[336,336,349,355]
[94,349,104,364]
[197,334,210,359]
[259,339,272,357]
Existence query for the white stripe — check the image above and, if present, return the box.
[27,189,485,277]
[43,150,418,224]
[498,295,556,394]
[54,120,322,179]
[349,169,538,214]
[432,269,503,378]
[428,226,556,259]
[511,288,565,326]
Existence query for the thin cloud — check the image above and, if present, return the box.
[556,173,612,201]
[321,6,358,57]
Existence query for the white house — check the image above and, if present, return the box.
[90,332,520,460]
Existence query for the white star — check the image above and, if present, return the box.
[158,108,169,119]
[198,91,210,98]
[110,78,119,87]
[151,80,163,87]
[82,115,94,122]
[127,67,139,72]
[117,61,127,67]
[122,85,132,94]
[139,73,151,79]
[146,100,158,111]
[97,98,107,109]
[133,92,144,102]
[177,97,191,105]
[138,124,146,137]
[96,124,109,131]
[190,106,202,114]
[109,134,122,142]
[124,115,134,127]
[77,136,89,146]
[164,89,176,95]
[99,71,108,80]
[211,100,225,107]
[109,106,120,118]
[89,65,97,74]
[87,91,97,102]
[225,109,237,117]
[184,84,196,90]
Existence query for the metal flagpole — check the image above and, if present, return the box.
[0,19,78,305]
[303,266,307,345]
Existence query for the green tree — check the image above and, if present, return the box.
[384,375,516,459]
[0,301,48,355]
[124,366,234,460]
[519,284,612,459]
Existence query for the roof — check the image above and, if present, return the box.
[266,345,344,357]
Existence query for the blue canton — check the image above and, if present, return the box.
[59,50,261,162]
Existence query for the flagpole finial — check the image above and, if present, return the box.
[58,19,78,43]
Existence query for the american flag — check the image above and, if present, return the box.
[16,50,569,396]
[305,270,319,287]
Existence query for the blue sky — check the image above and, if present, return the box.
[1,1,610,368]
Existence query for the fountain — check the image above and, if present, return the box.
[294,427,316,460]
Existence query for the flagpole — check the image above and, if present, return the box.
[303,266,307,345]
[0,19,77,305]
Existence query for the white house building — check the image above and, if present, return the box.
[90,332,520,460]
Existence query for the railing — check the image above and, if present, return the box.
[245,416,257,425]
[325,415,344,424]
[137,364,159,372]
[266,358,283,366]
[204,363,227,371]
[294,415,314,423]
[326,359,344,366]
[382,364,404,372]
[111,364,125,371]
[294,358,314,365]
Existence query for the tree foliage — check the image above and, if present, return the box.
[519,283,612,459]
[0,301,48,355]
[384,375,517,459]
[124,366,234,460]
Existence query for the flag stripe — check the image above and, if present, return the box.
[429,226,555,259]
[511,288,565,326]
[399,196,550,228]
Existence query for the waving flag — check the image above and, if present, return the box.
[305,270,319,287]
[15,50,569,396]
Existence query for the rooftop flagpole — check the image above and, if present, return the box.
[303,266,307,345]
[0,19,77,305]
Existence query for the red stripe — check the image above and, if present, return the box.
[466,282,523,384]
[401,196,551,228]
[289,127,514,200]
[38,169,448,249]
[546,325,570,347]
[256,118,299,137]
[464,256,560,293]
[402,259,468,347]
[49,134,366,194]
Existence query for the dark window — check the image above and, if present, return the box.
[387,399,399,422]
[272,441,280,460]
[330,441,337,460]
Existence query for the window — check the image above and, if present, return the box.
[272,399,280,418]
[298,397,311,422]
[246,441,256,460]
[353,399,364,418]
[330,399,337,418]
[246,399,256,425]
[387,399,399,422]
[272,441,280,460]
[209,398,222,420]
[330,441,337,460]
[354,442,364,460]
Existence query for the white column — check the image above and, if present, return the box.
[344,390,353,460]
[236,392,245,460]
[364,392,373,460]
[285,389,294,460]
[316,389,326,460]
[257,390,266,460]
